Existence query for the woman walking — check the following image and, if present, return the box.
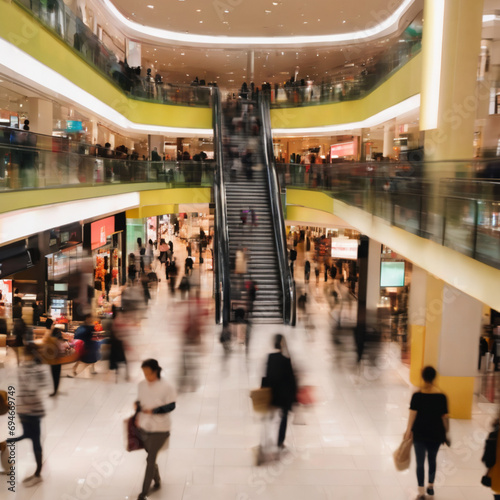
[7,343,49,486]
[135,359,176,500]
[404,366,449,499]
[262,334,297,449]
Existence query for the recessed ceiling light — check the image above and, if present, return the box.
[343,20,346,23]
[181,52,185,55]
[147,5,154,9]
[224,10,229,13]
[199,20,203,23]
[265,10,271,13]
[196,9,201,12]
[303,21,308,24]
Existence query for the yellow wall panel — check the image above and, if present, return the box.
[409,324,426,387]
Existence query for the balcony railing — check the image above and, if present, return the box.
[277,160,500,269]
[12,0,213,107]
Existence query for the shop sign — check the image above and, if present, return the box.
[330,141,355,158]
[91,216,115,250]
[331,239,358,259]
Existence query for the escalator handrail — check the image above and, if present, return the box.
[259,95,296,325]
[212,88,231,325]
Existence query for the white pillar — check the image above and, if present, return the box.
[247,50,255,83]
[383,120,396,158]
[126,40,141,67]
[26,98,53,135]
[366,239,382,326]
[438,285,482,378]
[149,135,165,158]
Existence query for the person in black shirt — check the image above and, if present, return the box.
[262,334,297,448]
[404,366,449,499]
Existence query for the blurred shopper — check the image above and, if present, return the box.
[135,359,176,500]
[289,248,297,278]
[482,409,500,499]
[404,366,449,499]
[180,300,202,391]
[6,343,49,486]
[262,334,297,449]
[168,258,178,294]
[42,321,70,396]
[246,279,257,318]
[109,307,129,382]
[70,314,100,376]
[11,318,28,365]
[128,253,137,283]
[304,260,311,283]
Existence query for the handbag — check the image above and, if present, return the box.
[481,473,492,487]
[124,412,144,452]
[250,387,272,413]
[393,436,413,471]
[296,386,315,406]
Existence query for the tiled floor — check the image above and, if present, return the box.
[0,263,498,500]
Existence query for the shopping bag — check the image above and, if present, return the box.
[393,436,413,471]
[250,387,272,413]
[296,386,315,406]
[124,414,144,452]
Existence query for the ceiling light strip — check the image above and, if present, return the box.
[0,37,213,137]
[272,94,421,136]
[102,0,415,47]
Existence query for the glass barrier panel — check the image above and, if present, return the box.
[13,0,213,107]
[475,201,500,267]
[0,143,214,191]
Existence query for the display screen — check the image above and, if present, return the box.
[66,120,83,132]
[331,239,358,259]
[380,261,405,287]
[330,141,355,158]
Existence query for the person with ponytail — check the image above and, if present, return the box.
[135,359,176,500]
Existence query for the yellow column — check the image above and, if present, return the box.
[409,271,482,419]
[420,0,484,171]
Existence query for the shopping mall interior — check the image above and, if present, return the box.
[1,0,500,499]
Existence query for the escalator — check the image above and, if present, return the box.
[214,92,295,324]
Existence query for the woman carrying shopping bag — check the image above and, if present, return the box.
[404,366,449,499]
[135,359,176,500]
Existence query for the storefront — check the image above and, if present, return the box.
[84,213,126,319]
[45,222,84,325]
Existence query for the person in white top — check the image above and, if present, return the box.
[135,359,176,500]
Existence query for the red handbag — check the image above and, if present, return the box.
[125,413,144,452]
[296,386,315,406]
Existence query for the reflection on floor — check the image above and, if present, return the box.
[0,267,497,500]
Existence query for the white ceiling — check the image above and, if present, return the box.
[110,0,408,38]
[141,36,407,87]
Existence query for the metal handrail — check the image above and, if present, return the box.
[212,88,231,324]
[259,95,295,325]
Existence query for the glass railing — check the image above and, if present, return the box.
[269,38,421,108]
[12,0,212,107]
[277,160,500,269]
[0,141,214,192]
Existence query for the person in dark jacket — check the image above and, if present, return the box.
[263,334,297,448]
[404,366,449,499]
[70,314,100,376]
[304,260,311,283]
